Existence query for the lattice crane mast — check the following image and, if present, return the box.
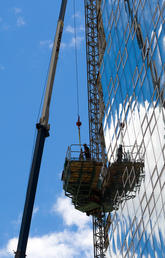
[84,1,106,257]
[15,1,68,257]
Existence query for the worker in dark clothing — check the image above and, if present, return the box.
[79,148,84,160]
[117,144,123,162]
[83,144,91,160]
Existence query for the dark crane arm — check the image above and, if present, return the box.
[15,1,67,257]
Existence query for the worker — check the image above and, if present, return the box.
[83,144,91,160]
[116,144,123,162]
[79,148,84,160]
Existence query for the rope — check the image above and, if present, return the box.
[73,0,82,147]
[78,126,81,146]
[73,0,80,117]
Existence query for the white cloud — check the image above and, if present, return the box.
[79,25,85,32]
[0,247,9,258]
[16,16,26,27]
[11,213,22,227]
[13,8,22,15]
[0,196,93,258]
[39,39,68,50]
[69,36,84,47]
[2,24,10,30]
[12,7,26,28]
[60,42,67,49]
[66,25,85,34]
[40,40,53,49]
[52,195,91,229]
[0,64,5,70]
[1,227,93,258]
[0,7,25,30]
[33,206,39,215]
[72,12,81,19]
[66,25,74,34]
[49,42,53,49]
[40,36,84,51]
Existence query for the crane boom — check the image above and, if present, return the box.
[15,1,67,257]
[40,0,67,128]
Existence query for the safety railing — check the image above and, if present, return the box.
[111,144,144,163]
[65,144,102,162]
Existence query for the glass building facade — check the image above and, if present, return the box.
[98,0,165,257]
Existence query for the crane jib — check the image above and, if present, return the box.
[14,1,68,257]
[56,21,63,57]
[40,20,64,128]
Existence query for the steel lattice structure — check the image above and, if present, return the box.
[84,0,106,257]
[84,0,102,161]
[92,213,106,258]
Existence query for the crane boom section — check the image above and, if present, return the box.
[15,1,68,257]
[40,0,67,128]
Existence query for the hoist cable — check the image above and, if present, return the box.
[78,126,81,146]
[73,0,82,147]
[73,0,80,117]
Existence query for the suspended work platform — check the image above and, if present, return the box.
[62,144,145,216]
[61,144,103,216]
[102,144,145,211]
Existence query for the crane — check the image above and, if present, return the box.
[15,1,144,257]
[14,1,68,257]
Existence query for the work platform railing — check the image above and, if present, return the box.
[110,144,144,164]
[65,144,102,162]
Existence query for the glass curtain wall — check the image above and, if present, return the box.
[98,0,165,257]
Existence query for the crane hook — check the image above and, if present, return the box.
[76,115,82,147]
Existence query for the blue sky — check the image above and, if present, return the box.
[1,1,164,257]
[0,1,92,257]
